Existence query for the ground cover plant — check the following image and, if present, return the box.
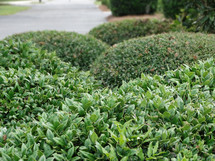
[5,31,109,70]
[1,58,215,160]
[91,32,215,87]
[0,40,100,126]
[89,19,183,46]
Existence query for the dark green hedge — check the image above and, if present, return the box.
[6,31,109,70]
[89,19,183,45]
[91,32,215,87]
[109,0,158,16]
[162,0,187,19]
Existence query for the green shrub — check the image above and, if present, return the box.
[0,41,99,126]
[183,0,215,33]
[1,59,215,160]
[89,19,183,46]
[0,68,95,126]
[109,0,158,16]
[6,31,109,70]
[162,0,215,33]
[0,40,70,75]
[162,0,187,19]
[91,32,215,87]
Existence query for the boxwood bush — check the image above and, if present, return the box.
[109,0,158,16]
[91,32,215,87]
[0,40,100,126]
[89,19,183,45]
[5,31,109,70]
[1,59,215,160]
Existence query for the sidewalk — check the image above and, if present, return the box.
[0,0,111,39]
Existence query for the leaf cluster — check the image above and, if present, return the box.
[183,0,215,33]
[0,40,100,126]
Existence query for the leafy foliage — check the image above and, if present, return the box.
[0,41,99,126]
[1,25,215,160]
[0,40,71,75]
[91,32,215,87]
[162,0,215,33]
[183,0,215,33]
[162,0,187,19]
[109,0,158,16]
[89,19,183,45]
[0,67,97,126]
[1,59,215,160]
[5,31,109,70]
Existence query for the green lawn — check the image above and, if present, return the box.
[0,0,28,1]
[0,5,30,15]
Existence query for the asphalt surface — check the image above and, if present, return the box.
[0,0,111,39]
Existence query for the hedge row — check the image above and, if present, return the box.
[91,32,215,87]
[109,0,158,16]
[6,31,109,70]
[1,58,215,160]
[162,0,187,19]
[89,19,183,45]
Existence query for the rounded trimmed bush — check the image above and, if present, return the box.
[109,0,158,16]
[6,31,109,70]
[91,32,215,87]
[162,0,187,19]
[0,40,99,126]
[89,19,183,45]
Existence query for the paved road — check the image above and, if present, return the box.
[0,0,111,39]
